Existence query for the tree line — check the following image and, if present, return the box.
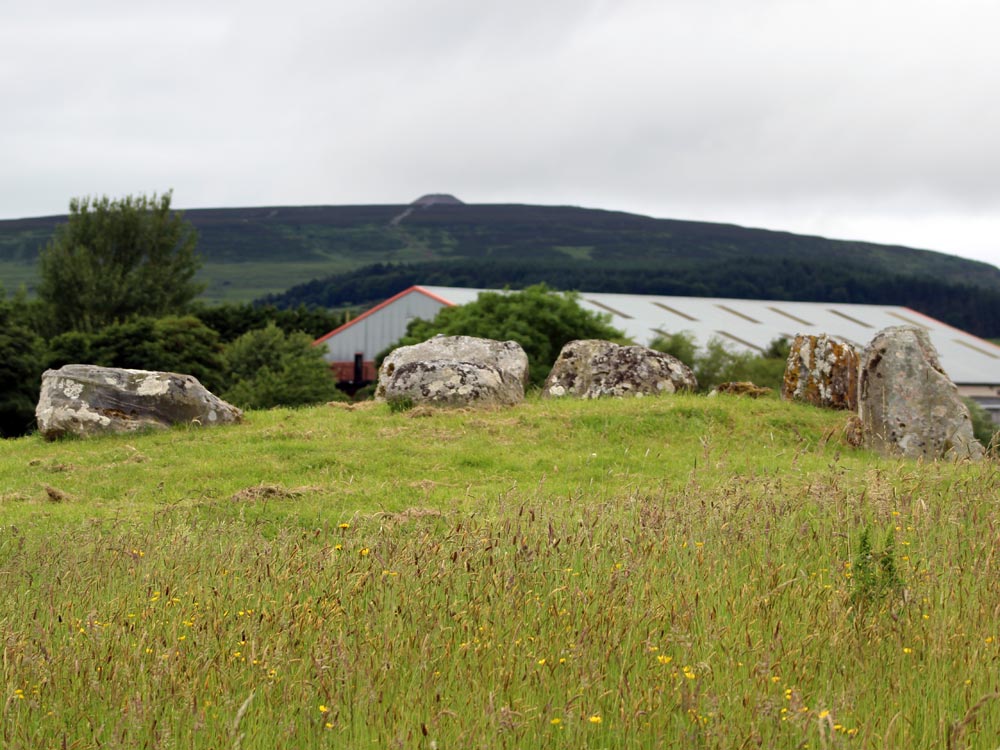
[261,258,1000,339]
[1,193,347,438]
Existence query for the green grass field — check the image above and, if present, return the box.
[1,395,997,748]
[197,261,358,304]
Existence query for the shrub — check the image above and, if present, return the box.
[963,397,998,451]
[223,323,343,409]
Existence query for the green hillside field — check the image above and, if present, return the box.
[1,394,997,748]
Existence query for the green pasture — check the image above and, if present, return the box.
[1,395,997,748]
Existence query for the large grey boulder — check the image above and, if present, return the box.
[375,335,529,407]
[782,334,860,411]
[859,326,983,460]
[541,340,697,398]
[36,365,242,440]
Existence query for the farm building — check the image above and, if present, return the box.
[314,285,1000,419]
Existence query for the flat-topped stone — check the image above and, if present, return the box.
[542,340,697,398]
[36,365,242,439]
[375,335,529,407]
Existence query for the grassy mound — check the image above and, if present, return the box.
[1,395,997,748]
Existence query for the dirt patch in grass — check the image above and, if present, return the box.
[1,492,33,504]
[406,479,457,494]
[230,483,323,502]
[43,485,74,502]
[29,459,78,472]
[405,405,438,418]
[375,506,446,525]
[327,401,379,411]
[404,406,481,419]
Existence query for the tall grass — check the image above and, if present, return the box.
[1,395,997,748]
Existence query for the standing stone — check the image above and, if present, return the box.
[859,326,983,460]
[782,334,860,411]
[376,335,529,407]
[541,340,697,398]
[36,365,242,440]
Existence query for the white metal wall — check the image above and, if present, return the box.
[320,290,448,362]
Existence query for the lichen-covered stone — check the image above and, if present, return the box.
[36,365,242,440]
[782,334,860,411]
[375,335,529,407]
[709,381,772,398]
[859,326,983,461]
[541,340,696,399]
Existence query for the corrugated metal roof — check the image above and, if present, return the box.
[418,285,1000,385]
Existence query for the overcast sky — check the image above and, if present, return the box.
[3,0,1000,267]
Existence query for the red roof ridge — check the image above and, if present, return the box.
[312,285,459,345]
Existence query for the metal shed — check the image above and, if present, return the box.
[315,285,1000,415]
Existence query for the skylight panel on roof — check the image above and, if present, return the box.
[954,339,1000,360]
[651,327,694,340]
[586,299,633,319]
[767,306,813,327]
[887,311,930,329]
[827,309,874,328]
[716,305,762,324]
[651,301,699,322]
[715,330,765,352]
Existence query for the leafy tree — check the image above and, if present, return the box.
[0,299,44,437]
[689,338,750,391]
[649,334,789,392]
[45,330,96,369]
[0,285,48,334]
[384,285,626,386]
[38,191,202,333]
[191,302,346,343]
[45,316,227,393]
[963,397,999,452]
[223,323,343,409]
[722,353,787,392]
[648,331,697,367]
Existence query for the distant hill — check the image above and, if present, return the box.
[3,200,1000,336]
